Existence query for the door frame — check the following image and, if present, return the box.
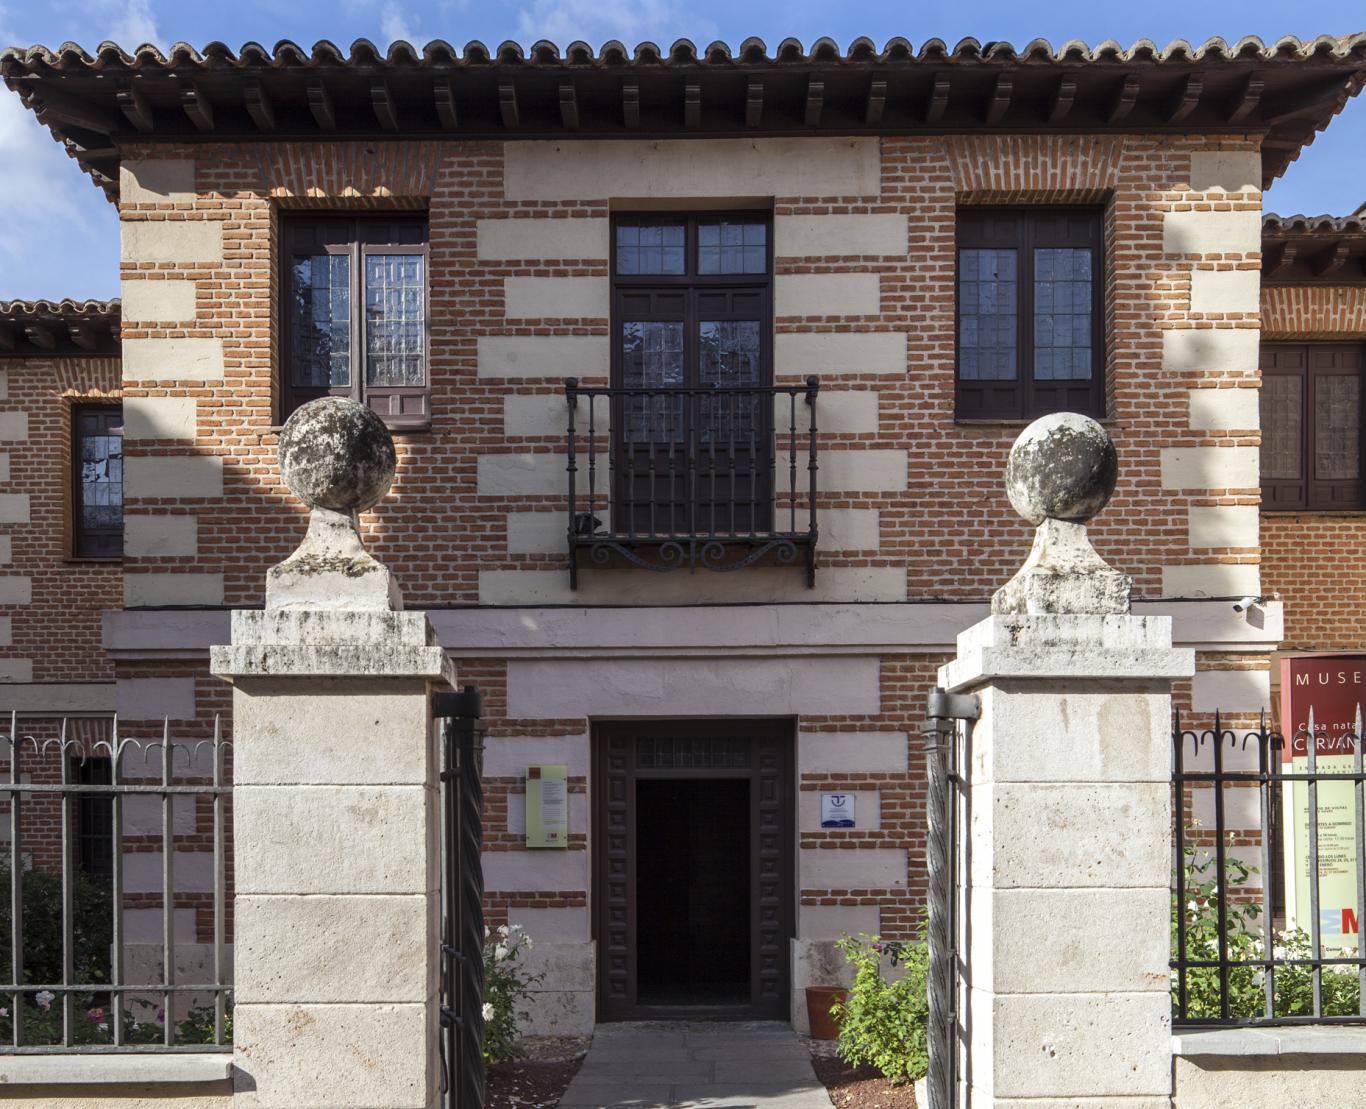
[591,717,796,1022]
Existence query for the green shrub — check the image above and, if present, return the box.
[482,924,542,1064]
[0,860,113,990]
[832,932,929,1085]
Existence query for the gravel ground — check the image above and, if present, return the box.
[485,1036,589,1109]
[806,1040,919,1109]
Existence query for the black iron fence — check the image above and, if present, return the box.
[1172,711,1366,1026]
[563,377,820,586]
[0,714,232,1052]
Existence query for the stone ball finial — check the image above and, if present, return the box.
[1004,412,1117,527]
[278,397,397,515]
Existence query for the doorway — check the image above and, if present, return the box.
[593,720,795,1022]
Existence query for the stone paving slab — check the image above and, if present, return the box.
[559,1022,834,1109]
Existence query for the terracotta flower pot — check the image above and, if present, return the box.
[804,985,848,1040]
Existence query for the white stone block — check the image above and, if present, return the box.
[1188,506,1258,549]
[121,906,199,944]
[116,676,197,720]
[0,617,11,647]
[476,452,606,495]
[122,794,198,835]
[0,455,9,482]
[122,850,214,894]
[987,990,1171,1098]
[125,513,199,557]
[232,681,433,786]
[237,895,429,1003]
[121,220,223,264]
[518,940,594,993]
[792,937,854,990]
[775,274,881,317]
[483,734,589,778]
[1189,151,1261,193]
[504,393,607,439]
[0,536,11,564]
[776,331,906,376]
[121,278,198,322]
[799,847,905,889]
[1162,564,1260,598]
[0,413,27,441]
[481,848,590,892]
[477,335,608,378]
[123,338,225,382]
[1174,1053,1366,1109]
[0,660,32,682]
[508,906,590,943]
[1188,387,1259,431]
[124,396,198,439]
[797,903,880,940]
[509,655,879,718]
[477,216,608,260]
[120,158,196,203]
[1192,668,1271,713]
[124,573,225,607]
[0,577,31,604]
[505,511,574,554]
[798,731,907,773]
[1162,329,1259,374]
[1160,447,1258,490]
[1190,781,1262,830]
[1190,270,1259,314]
[0,370,9,400]
[234,785,431,895]
[1162,211,1262,255]
[818,508,880,551]
[791,389,879,435]
[981,782,1169,889]
[505,276,609,319]
[516,985,595,1037]
[232,1002,432,1109]
[125,456,224,498]
[503,138,880,201]
[778,448,906,492]
[0,494,30,523]
[799,789,880,831]
[479,565,907,605]
[774,213,908,257]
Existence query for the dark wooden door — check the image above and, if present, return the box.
[593,720,794,1021]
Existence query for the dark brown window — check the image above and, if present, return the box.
[956,208,1104,420]
[611,213,773,534]
[72,404,122,559]
[1261,344,1365,511]
[281,215,429,427]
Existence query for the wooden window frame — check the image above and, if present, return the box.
[1260,342,1366,512]
[70,401,123,561]
[279,213,431,429]
[955,207,1106,421]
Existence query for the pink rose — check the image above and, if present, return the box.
[86,1007,104,1023]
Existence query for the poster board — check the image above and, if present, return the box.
[525,764,569,849]
[1279,656,1364,952]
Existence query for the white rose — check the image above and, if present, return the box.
[482,1003,494,1020]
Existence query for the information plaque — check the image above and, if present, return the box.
[525,764,569,848]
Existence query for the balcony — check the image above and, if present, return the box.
[564,377,821,588]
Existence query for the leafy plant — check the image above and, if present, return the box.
[0,860,113,991]
[1173,840,1361,1019]
[832,932,929,1085]
[483,923,542,1064]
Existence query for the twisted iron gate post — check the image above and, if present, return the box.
[922,687,978,1109]
[437,687,488,1109]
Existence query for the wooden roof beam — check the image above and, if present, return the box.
[307,81,335,130]
[1049,76,1077,123]
[1228,75,1264,123]
[559,80,579,129]
[434,82,457,129]
[1265,240,1297,278]
[804,77,824,127]
[864,77,886,126]
[244,81,276,130]
[1313,240,1350,278]
[0,325,13,354]
[1108,74,1140,124]
[116,80,153,132]
[685,79,701,129]
[746,78,764,128]
[926,73,950,124]
[24,86,119,135]
[499,77,519,128]
[622,79,640,128]
[371,82,398,131]
[179,79,214,131]
[68,322,99,352]
[23,323,55,352]
[985,74,1012,125]
[1166,74,1203,124]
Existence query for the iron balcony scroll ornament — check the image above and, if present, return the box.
[564,377,820,587]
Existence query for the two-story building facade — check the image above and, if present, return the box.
[3,33,1366,1033]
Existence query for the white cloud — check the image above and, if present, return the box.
[515,0,716,47]
[380,2,419,43]
[111,0,160,47]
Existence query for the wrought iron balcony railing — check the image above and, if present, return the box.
[564,377,820,587]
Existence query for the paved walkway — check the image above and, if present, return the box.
[559,1021,835,1108]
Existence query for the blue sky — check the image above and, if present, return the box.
[0,0,1362,300]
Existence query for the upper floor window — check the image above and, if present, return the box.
[281,215,429,428]
[956,209,1104,420]
[72,403,122,559]
[1261,343,1365,511]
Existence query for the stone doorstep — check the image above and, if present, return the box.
[0,1051,233,1085]
[1173,1026,1366,1057]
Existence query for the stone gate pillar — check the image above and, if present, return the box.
[211,399,453,1109]
[940,414,1192,1107]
